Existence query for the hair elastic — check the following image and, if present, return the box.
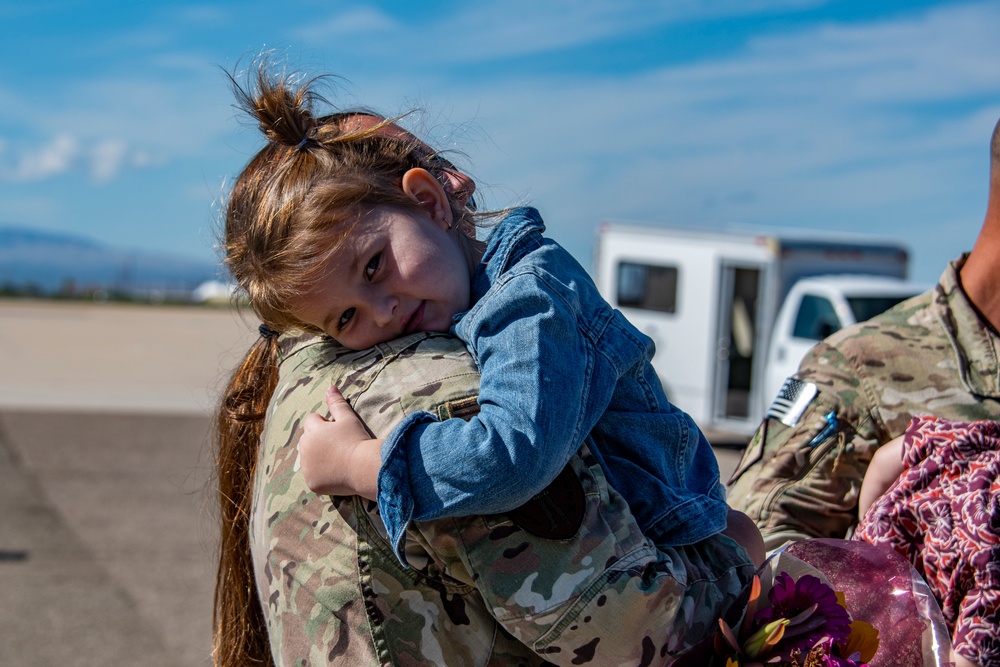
[259,324,279,339]
[295,136,310,150]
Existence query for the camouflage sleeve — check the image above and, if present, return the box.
[726,340,882,550]
[254,345,380,665]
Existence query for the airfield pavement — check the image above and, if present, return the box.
[0,299,745,666]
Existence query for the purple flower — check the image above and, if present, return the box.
[755,572,852,658]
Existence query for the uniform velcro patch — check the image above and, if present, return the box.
[766,378,818,427]
[439,396,481,421]
[505,464,585,540]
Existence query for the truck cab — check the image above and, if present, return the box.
[762,275,927,406]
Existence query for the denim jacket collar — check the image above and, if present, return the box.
[471,207,545,302]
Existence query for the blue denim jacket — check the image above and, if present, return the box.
[377,207,728,562]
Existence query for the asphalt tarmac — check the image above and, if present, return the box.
[0,299,744,667]
[0,300,255,667]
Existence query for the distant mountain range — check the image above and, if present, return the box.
[0,226,225,296]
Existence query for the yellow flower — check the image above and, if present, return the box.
[838,620,880,663]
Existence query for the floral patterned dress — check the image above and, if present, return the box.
[856,416,1000,667]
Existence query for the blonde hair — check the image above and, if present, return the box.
[212,62,478,667]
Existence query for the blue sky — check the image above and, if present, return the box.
[2,0,999,283]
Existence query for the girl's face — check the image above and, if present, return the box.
[292,204,477,350]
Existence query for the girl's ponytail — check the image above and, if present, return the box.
[212,329,280,667]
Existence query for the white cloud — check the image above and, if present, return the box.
[90,139,128,183]
[0,133,163,184]
[176,5,227,25]
[131,150,156,168]
[13,134,79,181]
[717,2,1000,103]
[3,0,993,281]
[0,63,233,185]
[296,6,399,40]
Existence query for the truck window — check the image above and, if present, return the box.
[847,295,914,322]
[617,262,678,313]
[792,295,841,340]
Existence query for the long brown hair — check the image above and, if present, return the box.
[213,333,278,667]
[212,61,480,666]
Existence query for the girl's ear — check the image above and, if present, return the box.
[401,168,452,229]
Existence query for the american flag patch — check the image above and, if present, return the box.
[766,378,818,427]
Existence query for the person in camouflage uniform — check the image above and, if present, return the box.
[727,116,1000,551]
[252,330,753,666]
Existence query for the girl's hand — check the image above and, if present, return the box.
[297,386,382,499]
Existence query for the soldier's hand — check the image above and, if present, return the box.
[297,386,381,499]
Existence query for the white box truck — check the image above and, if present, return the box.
[593,222,926,442]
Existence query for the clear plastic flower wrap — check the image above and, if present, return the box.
[688,538,953,667]
[781,539,952,666]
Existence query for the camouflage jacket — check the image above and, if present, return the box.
[251,332,752,666]
[727,257,1000,550]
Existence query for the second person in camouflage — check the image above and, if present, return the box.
[727,114,1000,550]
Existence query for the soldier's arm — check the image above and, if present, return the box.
[726,340,882,549]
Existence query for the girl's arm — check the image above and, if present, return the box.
[297,386,381,500]
[297,277,590,510]
[857,436,905,520]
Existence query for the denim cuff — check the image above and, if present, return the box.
[377,410,438,566]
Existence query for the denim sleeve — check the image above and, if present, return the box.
[378,268,614,564]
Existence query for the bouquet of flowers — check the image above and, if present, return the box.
[713,571,878,666]
[710,539,952,667]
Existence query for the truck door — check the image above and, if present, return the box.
[713,263,764,428]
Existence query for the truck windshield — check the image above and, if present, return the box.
[847,295,917,323]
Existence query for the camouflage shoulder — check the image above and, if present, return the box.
[271,332,383,417]
[793,291,937,412]
[820,287,936,351]
[277,332,381,388]
[353,333,482,437]
[738,285,946,476]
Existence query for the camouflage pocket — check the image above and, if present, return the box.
[729,389,855,535]
[752,399,865,543]
[759,417,845,522]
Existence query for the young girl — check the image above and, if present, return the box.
[220,54,762,612]
[272,100,765,572]
[856,416,1000,667]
